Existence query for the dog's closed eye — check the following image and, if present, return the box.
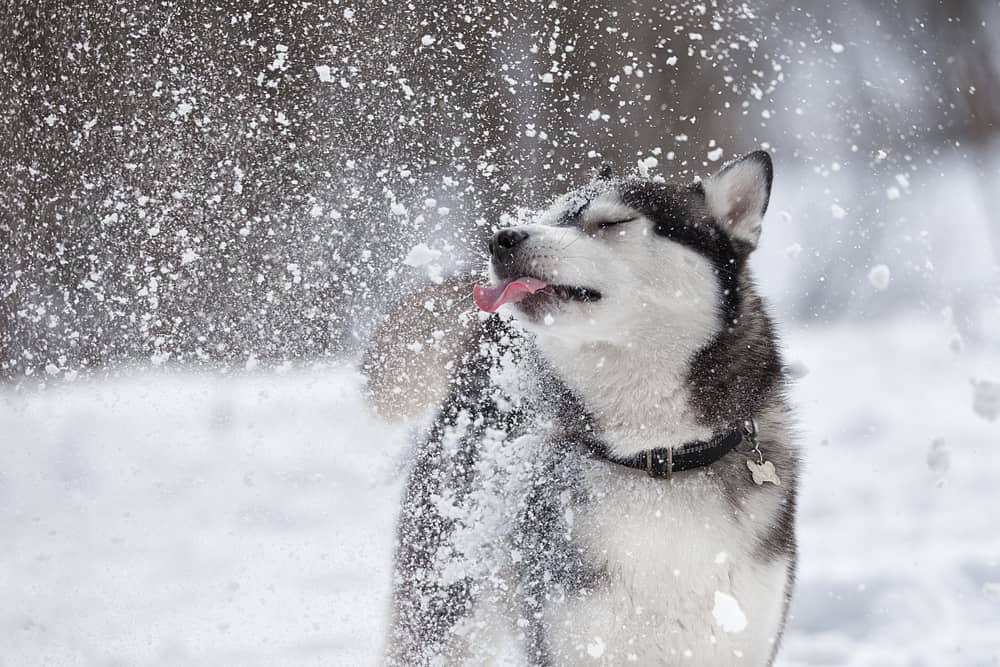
[596,217,637,230]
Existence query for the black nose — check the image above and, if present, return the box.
[489,229,529,258]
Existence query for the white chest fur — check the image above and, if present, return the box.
[529,296,790,664]
[535,339,714,458]
[542,463,790,666]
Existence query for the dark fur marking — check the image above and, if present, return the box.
[619,181,746,325]
[757,482,798,560]
[687,283,784,428]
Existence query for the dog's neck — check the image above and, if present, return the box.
[534,332,713,458]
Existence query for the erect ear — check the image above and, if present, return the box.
[703,150,773,249]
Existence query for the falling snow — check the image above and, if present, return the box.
[315,64,334,82]
[4,1,1000,665]
[868,264,891,290]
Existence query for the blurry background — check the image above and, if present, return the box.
[5,0,1000,376]
[2,1,999,665]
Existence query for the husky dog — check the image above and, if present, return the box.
[381,152,798,666]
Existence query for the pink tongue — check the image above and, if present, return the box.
[472,277,548,313]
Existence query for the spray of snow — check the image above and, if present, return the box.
[402,243,441,268]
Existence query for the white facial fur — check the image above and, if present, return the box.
[492,186,725,454]
[494,188,722,349]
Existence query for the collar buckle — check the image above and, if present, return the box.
[644,447,673,479]
[739,418,764,465]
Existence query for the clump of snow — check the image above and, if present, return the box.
[970,378,1000,422]
[868,264,891,290]
[831,42,845,54]
[926,438,950,475]
[637,156,658,177]
[707,147,724,162]
[712,591,748,633]
[831,204,847,219]
[586,637,606,658]
[785,242,803,260]
[420,34,436,46]
[402,243,441,268]
[785,359,810,379]
[315,65,333,83]
[180,249,199,265]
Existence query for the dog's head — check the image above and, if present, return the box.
[473,151,773,348]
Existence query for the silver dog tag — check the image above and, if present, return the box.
[747,459,781,486]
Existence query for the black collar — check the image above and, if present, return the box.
[588,428,748,479]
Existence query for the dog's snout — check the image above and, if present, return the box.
[489,229,529,258]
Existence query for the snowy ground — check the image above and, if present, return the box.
[2,314,999,666]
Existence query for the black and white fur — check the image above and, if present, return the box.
[384,152,798,666]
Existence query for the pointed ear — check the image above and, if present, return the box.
[703,150,773,248]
